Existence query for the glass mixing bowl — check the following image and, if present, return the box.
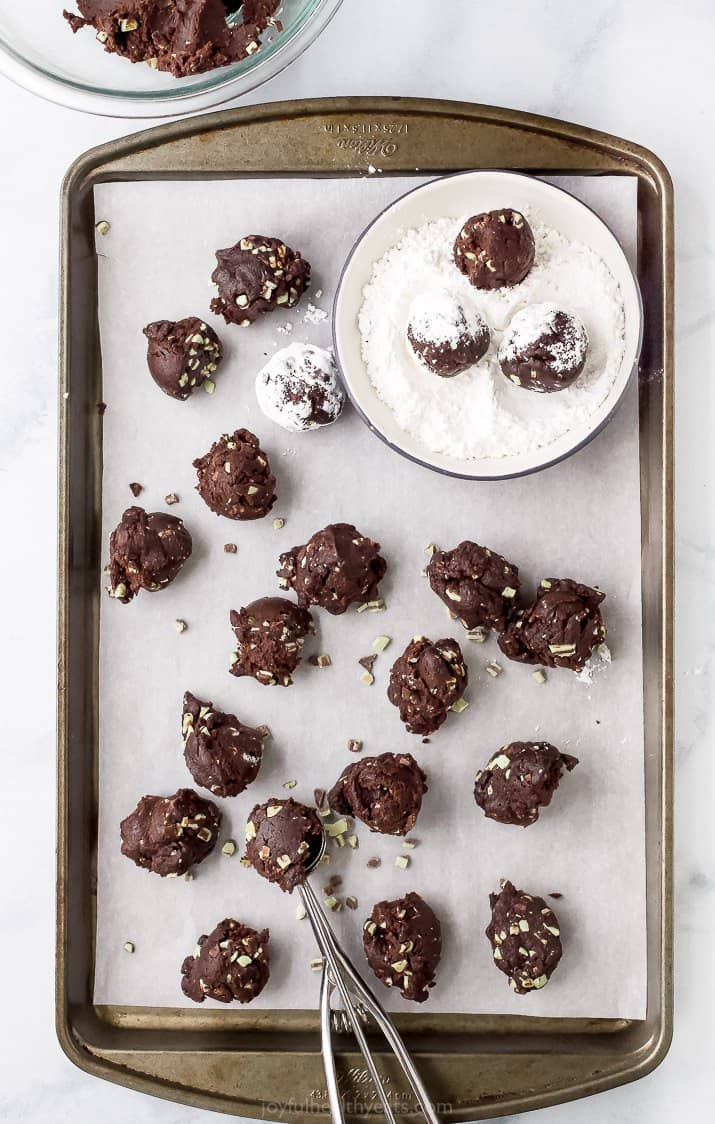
[0,0,343,117]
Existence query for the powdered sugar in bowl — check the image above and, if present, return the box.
[333,171,642,480]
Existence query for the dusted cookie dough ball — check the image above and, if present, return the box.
[486,880,562,994]
[277,523,387,615]
[229,597,315,686]
[108,506,192,603]
[328,752,427,836]
[181,918,270,1004]
[454,209,535,290]
[498,303,588,393]
[427,541,520,633]
[363,892,441,1003]
[498,578,606,672]
[244,797,323,892]
[474,741,578,826]
[143,317,222,400]
[182,691,264,798]
[256,343,345,432]
[387,637,468,736]
[194,428,276,520]
[406,290,490,377]
[120,788,221,877]
[210,235,310,326]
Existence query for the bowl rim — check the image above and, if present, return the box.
[332,168,644,482]
[0,0,344,118]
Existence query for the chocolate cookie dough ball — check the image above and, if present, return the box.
[194,428,276,520]
[182,691,264,798]
[143,317,222,400]
[363,892,441,1003]
[406,290,490,377]
[210,235,310,326]
[498,303,588,393]
[387,637,468,736]
[120,788,221,877]
[454,209,535,290]
[498,578,606,672]
[181,918,270,1004]
[278,523,387,615]
[108,506,192,603]
[474,741,578,827]
[229,597,315,686]
[486,880,562,994]
[328,753,427,836]
[244,797,323,892]
[255,343,345,431]
[427,541,520,633]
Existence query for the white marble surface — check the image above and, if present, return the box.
[0,1,711,1121]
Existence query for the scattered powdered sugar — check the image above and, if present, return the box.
[303,302,328,325]
[498,301,587,375]
[575,643,612,684]
[255,342,344,432]
[358,213,626,460]
[408,288,482,348]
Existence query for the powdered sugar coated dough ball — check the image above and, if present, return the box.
[255,343,345,432]
[498,303,589,393]
[406,289,490,378]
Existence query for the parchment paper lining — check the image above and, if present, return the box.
[92,175,645,1018]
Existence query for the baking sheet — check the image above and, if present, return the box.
[92,174,646,1018]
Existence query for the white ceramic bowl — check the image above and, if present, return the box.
[333,170,643,480]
